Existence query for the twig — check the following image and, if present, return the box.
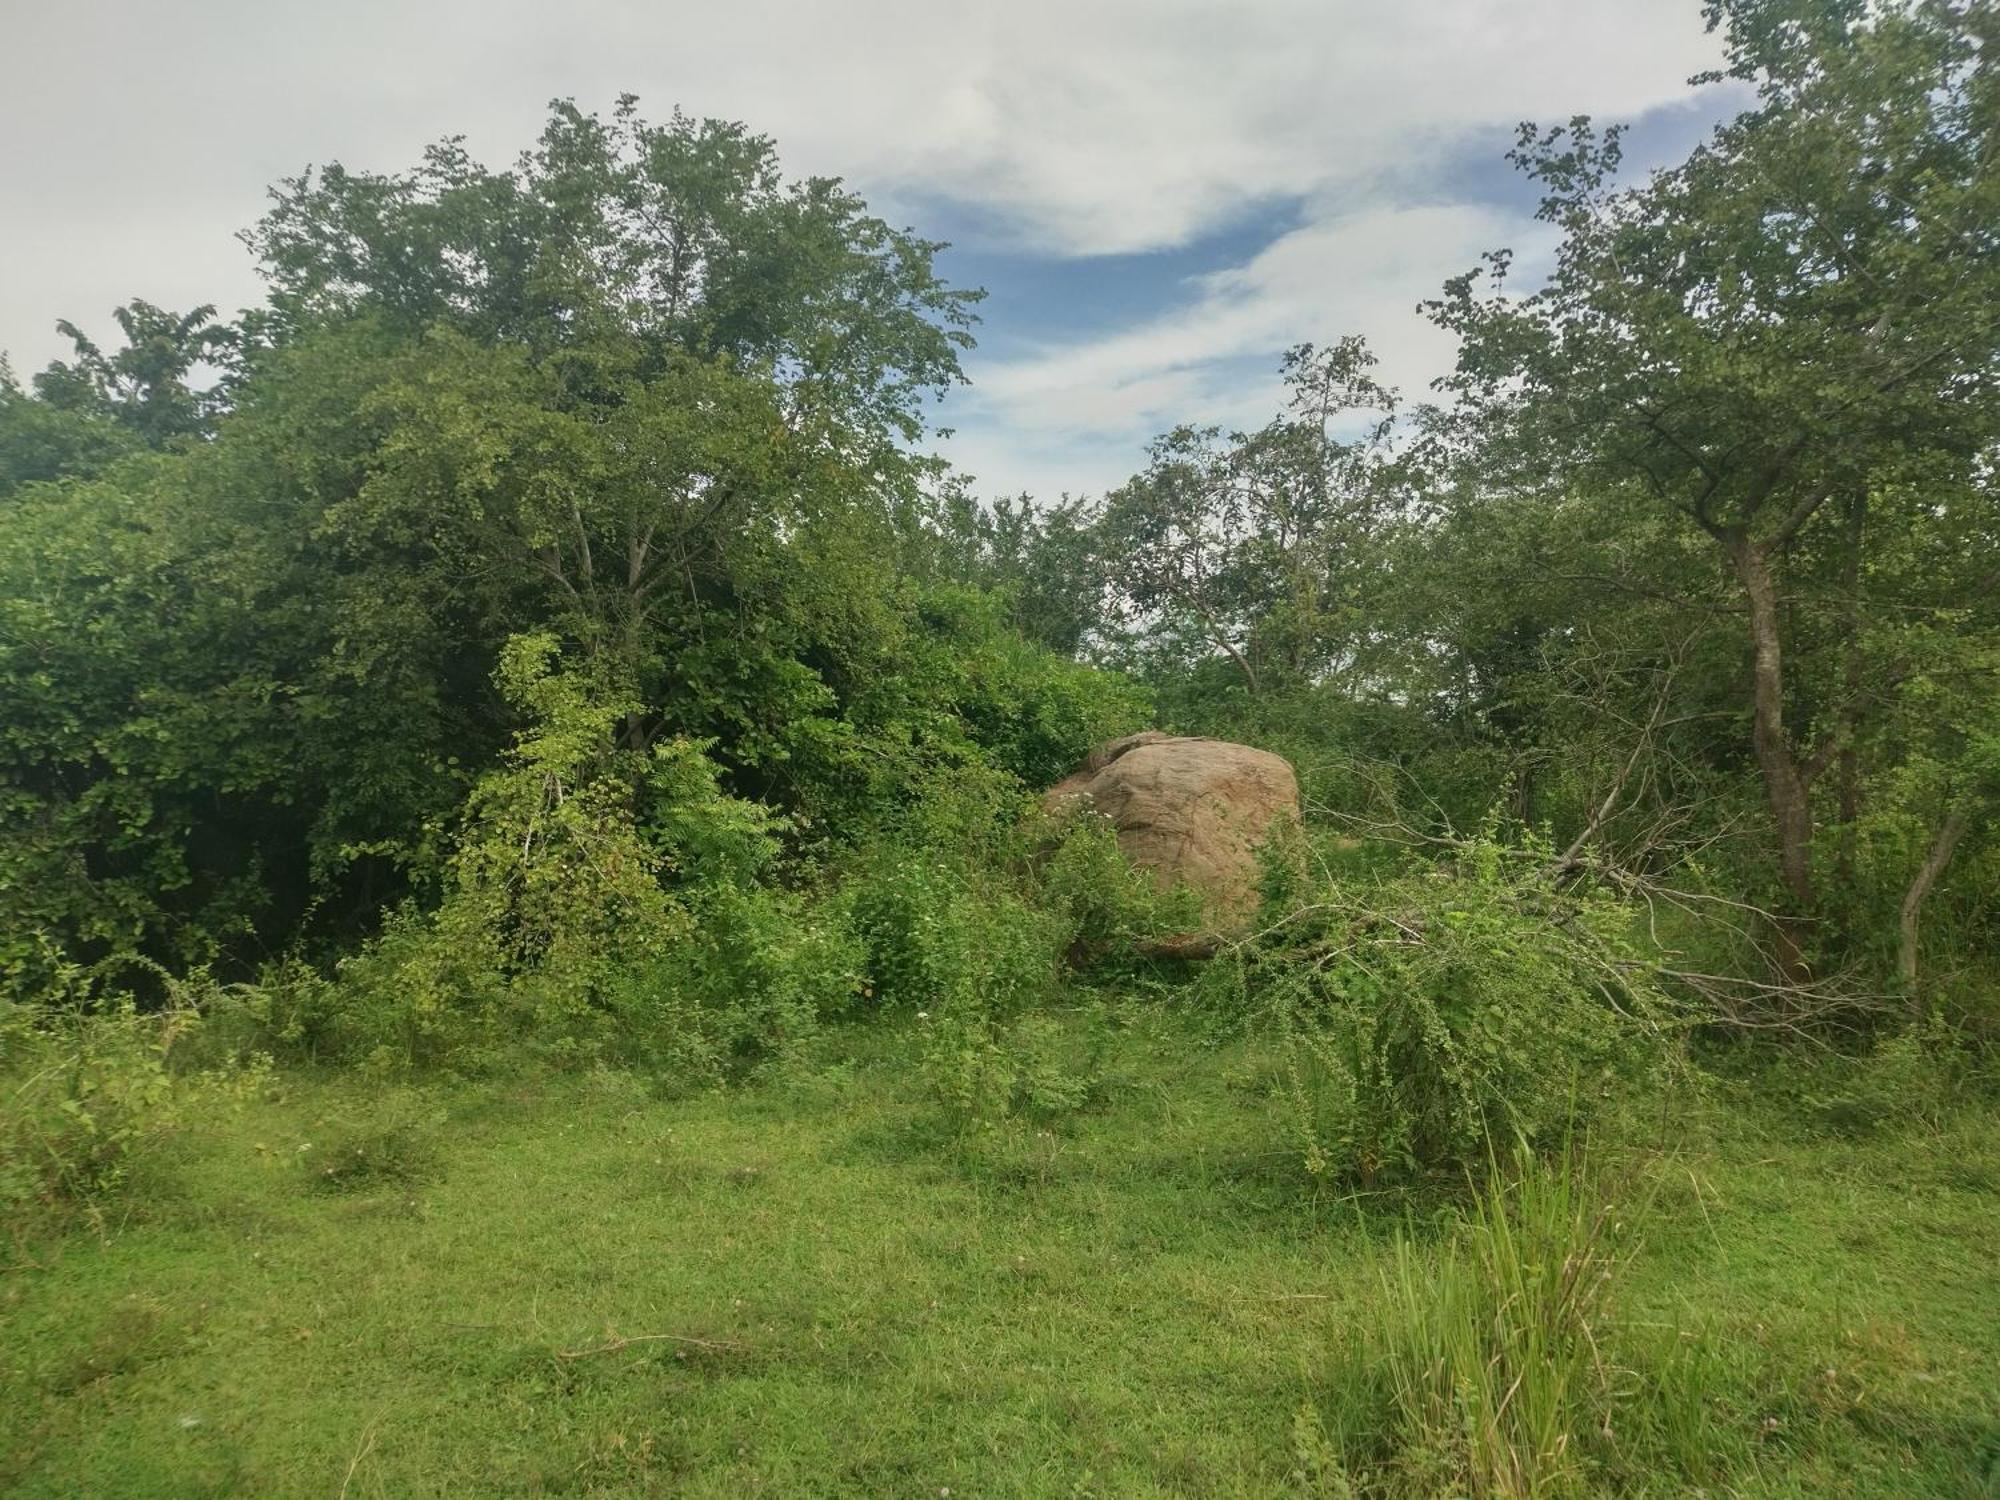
[338,1418,379,1500]
[554,1329,741,1361]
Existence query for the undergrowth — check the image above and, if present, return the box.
[1307,1147,1733,1497]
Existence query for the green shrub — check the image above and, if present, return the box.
[1231,830,1679,1182]
[611,883,863,1084]
[904,582,1150,790]
[837,854,1069,1121]
[844,856,965,1011]
[2,1003,179,1216]
[1,964,267,1225]
[320,638,847,1074]
[298,630,1171,1093]
[998,1009,1110,1117]
[187,957,345,1065]
[919,995,1107,1127]
[322,634,685,1068]
[1034,803,1202,958]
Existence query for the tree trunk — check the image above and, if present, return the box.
[1898,804,1969,1002]
[1834,490,1866,887]
[1187,594,1259,695]
[1727,535,1816,908]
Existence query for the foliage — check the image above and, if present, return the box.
[313,633,895,1079]
[1427,0,2000,938]
[629,884,863,1080]
[1228,828,1680,1182]
[839,849,1062,1119]
[247,97,980,453]
[1,1002,183,1217]
[925,486,1110,656]
[1035,801,1204,958]
[841,805,1185,1124]
[30,301,234,448]
[1766,1012,1999,1138]
[1096,338,1408,697]
[0,360,137,499]
[325,632,683,1067]
[0,961,267,1225]
[908,905,1068,1125]
[0,99,1061,983]
[0,10,1997,1495]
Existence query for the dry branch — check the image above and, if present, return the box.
[554,1328,742,1361]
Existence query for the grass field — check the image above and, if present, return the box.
[4,1009,1997,1498]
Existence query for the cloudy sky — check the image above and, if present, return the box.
[1,0,1740,499]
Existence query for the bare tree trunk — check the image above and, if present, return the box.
[1185,594,1259,695]
[1727,532,1816,981]
[1899,804,1969,1002]
[1834,490,1866,886]
[1728,536,1815,889]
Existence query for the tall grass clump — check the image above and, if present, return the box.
[1313,1149,1735,1498]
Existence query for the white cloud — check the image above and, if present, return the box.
[0,0,1728,492]
[938,202,1551,497]
[846,0,1722,256]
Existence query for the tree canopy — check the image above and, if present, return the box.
[2,3,1994,1020]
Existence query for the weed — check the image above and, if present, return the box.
[1320,1147,1735,1497]
[300,1090,444,1194]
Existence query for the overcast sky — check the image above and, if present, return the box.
[0,0,1739,499]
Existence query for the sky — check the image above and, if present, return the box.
[0,0,1742,500]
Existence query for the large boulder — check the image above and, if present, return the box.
[1043,732,1300,927]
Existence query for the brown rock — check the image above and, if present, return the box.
[1043,733,1301,927]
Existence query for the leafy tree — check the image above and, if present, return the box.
[1099,338,1405,697]
[0,101,1167,986]
[926,485,1109,656]
[32,301,234,448]
[0,360,137,499]
[246,97,980,460]
[1428,0,2000,964]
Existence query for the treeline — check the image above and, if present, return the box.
[937,0,2000,1001]
[1,0,1995,1102]
[0,102,1149,991]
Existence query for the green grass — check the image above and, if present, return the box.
[3,1013,1997,1497]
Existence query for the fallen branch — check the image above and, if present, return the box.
[338,1414,382,1500]
[1135,931,1225,960]
[554,1329,741,1361]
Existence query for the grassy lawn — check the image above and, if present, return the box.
[4,1012,1997,1498]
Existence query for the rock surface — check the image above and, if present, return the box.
[1043,732,1300,926]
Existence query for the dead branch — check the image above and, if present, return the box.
[554,1329,742,1361]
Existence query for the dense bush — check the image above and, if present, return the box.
[1222,828,1681,1182]
[1,961,267,1226]
[156,629,1171,1089]
[1034,801,1204,958]
[840,803,1193,1123]
[294,634,858,1075]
